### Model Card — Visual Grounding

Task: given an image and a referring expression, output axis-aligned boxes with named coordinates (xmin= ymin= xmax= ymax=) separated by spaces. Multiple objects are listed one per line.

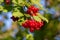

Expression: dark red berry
xmin=11 ymin=16 xmax=19 ymax=22
xmin=15 ymin=17 xmax=19 ymax=21
xmin=11 ymin=16 xmax=16 ymax=21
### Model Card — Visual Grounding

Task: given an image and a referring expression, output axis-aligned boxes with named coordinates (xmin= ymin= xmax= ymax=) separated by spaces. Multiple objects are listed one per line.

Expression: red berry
xmin=31 ymin=6 xmax=39 ymax=13
xmin=30 ymin=27 xmax=34 ymax=32
xmin=22 ymin=19 xmax=44 ymax=32
xmin=36 ymin=27 xmax=40 ymax=30
xmin=34 ymin=22 xmax=38 ymax=28
xmin=38 ymin=21 xmax=44 ymax=27
xmin=27 ymin=5 xmax=39 ymax=16
xmin=40 ymin=21 xmax=44 ymax=26
xmin=28 ymin=20 xmax=35 ymax=28
xmin=5 ymin=0 xmax=10 ymax=5
xmin=34 ymin=21 xmax=44 ymax=30
xmin=36 ymin=22 xmax=40 ymax=26
xmin=22 ymin=23 xmax=28 ymax=28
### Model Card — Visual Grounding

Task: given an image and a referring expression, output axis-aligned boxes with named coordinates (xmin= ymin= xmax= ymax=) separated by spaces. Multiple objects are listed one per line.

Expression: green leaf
xmin=0 ymin=6 xmax=3 ymax=11
xmin=24 ymin=14 xmax=30 ymax=17
xmin=18 ymin=18 xmax=25 ymax=25
xmin=26 ymin=34 xmax=34 ymax=40
xmin=33 ymin=16 xmax=41 ymax=22
xmin=16 ymin=0 xmax=24 ymax=4
xmin=0 ymin=0 xmax=3 ymax=2
xmin=37 ymin=13 xmax=48 ymax=23
xmin=12 ymin=0 xmax=26 ymax=5
xmin=12 ymin=11 xmax=24 ymax=17
xmin=12 ymin=0 xmax=17 ymax=4
xmin=3 ymin=9 xmax=8 ymax=13
xmin=0 ymin=0 xmax=4 ymax=4
xmin=30 ymin=0 xmax=43 ymax=10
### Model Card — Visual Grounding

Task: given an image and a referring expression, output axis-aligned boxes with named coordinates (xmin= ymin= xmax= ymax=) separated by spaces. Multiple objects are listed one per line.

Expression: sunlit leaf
xmin=12 ymin=11 xmax=24 ymax=17
xmin=12 ymin=0 xmax=17 ymax=4
xmin=0 ymin=0 xmax=4 ymax=4
xmin=0 ymin=6 xmax=3 ymax=11
xmin=3 ymin=9 xmax=8 ymax=13
xmin=37 ymin=13 xmax=48 ymax=23
xmin=33 ymin=16 xmax=41 ymax=22
xmin=26 ymin=34 xmax=34 ymax=40
xmin=24 ymin=14 xmax=30 ymax=17
xmin=30 ymin=0 xmax=43 ymax=10
xmin=18 ymin=18 xmax=25 ymax=25
xmin=0 ymin=0 xmax=3 ymax=2
xmin=12 ymin=0 xmax=26 ymax=5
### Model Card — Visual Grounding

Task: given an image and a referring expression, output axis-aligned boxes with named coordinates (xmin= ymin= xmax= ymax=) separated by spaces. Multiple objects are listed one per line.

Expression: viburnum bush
xmin=0 ymin=0 xmax=48 ymax=32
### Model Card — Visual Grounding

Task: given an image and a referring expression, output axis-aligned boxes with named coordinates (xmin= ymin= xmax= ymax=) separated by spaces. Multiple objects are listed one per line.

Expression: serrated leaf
xmin=37 ymin=13 xmax=48 ymax=23
xmin=12 ymin=11 xmax=24 ymax=17
xmin=33 ymin=16 xmax=41 ymax=22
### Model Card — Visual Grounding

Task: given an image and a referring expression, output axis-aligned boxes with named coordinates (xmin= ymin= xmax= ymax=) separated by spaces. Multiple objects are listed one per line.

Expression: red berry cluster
xmin=11 ymin=16 xmax=19 ymax=22
xmin=27 ymin=5 xmax=39 ymax=16
xmin=5 ymin=0 xmax=10 ymax=5
xmin=22 ymin=20 xmax=44 ymax=32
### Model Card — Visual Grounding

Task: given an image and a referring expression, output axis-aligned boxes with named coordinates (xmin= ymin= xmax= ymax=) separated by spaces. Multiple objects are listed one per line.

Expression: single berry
xmin=5 ymin=0 xmax=10 ymax=5
xmin=30 ymin=27 xmax=34 ymax=32
xmin=11 ymin=16 xmax=16 ymax=21
xmin=22 ymin=22 xmax=28 ymax=28
xmin=15 ymin=17 xmax=19 ymax=21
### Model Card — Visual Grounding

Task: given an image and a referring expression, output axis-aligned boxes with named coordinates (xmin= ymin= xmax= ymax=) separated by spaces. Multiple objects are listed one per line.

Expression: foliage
xmin=0 ymin=0 xmax=60 ymax=40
